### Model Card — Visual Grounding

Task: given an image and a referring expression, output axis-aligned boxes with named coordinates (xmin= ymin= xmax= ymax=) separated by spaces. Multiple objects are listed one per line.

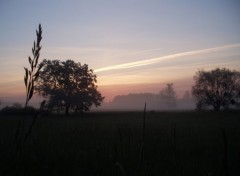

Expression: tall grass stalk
xmin=140 ymin=102 xmax=147 ymax=164
xmin=15 ymin=24 xmax=44 ymax=175
xmin=115 ymin=162 xmax=126 ymax=176
xmin=222 ymin=129 xmax=229 ymax=176
xmin=171 ymin=123 xmax=177 ymax=175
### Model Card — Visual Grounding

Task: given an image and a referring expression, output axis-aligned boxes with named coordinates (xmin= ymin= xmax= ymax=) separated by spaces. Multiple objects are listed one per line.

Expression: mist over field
xmin=0 ymin=89 xmax=195 ymax=112
xmin=0 ymin=78 xmax=195 ymax=111
xmin=99 ymin=93 xmax=194 ymax=111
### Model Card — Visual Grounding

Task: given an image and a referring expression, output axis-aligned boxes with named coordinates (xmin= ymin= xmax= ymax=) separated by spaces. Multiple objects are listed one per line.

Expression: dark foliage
xmin=35 ymin=59 xmax=104 ymax=115
xmin=192 ymin=68 xmax=240 ymax=111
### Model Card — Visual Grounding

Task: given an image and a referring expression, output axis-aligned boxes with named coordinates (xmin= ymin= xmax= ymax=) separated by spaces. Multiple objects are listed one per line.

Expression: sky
xmin=0 ymin=0 xmax=240 ymax=105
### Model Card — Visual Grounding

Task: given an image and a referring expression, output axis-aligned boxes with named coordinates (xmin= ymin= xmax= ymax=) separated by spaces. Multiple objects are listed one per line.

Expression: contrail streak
xmin=94 ymin=43 xmax=240 ymax=73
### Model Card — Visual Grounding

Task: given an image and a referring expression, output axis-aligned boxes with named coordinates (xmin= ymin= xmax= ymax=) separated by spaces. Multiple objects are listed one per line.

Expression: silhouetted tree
xmin=159 ymin=83 xmax=177 ymax=109
xmin=35 ymin=59 xmax=104 ymax=115
xmin=192 ymin=68 xmax=240 ymax=111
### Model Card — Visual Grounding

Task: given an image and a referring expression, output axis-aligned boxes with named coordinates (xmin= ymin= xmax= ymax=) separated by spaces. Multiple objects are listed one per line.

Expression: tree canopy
xmin=35 ymin=59 xmax=104 ymax=115
xmin=192 ymin=68 xmax=240 ymax=111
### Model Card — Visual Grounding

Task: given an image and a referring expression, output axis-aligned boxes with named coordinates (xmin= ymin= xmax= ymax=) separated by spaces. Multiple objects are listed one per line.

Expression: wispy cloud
xmin=95 ymin=43 xmax=240 ymax=73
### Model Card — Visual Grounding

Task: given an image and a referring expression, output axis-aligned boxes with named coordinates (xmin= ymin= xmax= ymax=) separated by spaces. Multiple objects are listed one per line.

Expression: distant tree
xmin=159 ymin=83 xmax=177 ymax=109
xmin=192 ymin=68 xmax=240 ymax=111
xmin=35 ymin=59 xmax=104 ymax=115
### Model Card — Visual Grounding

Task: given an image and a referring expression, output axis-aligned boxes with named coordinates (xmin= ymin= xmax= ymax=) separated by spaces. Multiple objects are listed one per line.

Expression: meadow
xmin=0 ymin=111 xmax=240 ymax=176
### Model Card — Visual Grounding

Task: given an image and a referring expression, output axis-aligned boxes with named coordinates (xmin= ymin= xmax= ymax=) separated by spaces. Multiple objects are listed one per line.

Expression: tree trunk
xmin=65 ymin=105 xmax=69 ymax=116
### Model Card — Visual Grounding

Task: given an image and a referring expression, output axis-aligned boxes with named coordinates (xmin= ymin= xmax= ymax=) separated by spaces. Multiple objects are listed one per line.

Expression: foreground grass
xmin=0 ymin=111 xmax=240 ymax=176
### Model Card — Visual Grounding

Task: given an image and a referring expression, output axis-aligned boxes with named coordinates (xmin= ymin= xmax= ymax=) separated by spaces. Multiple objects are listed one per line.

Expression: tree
xmin=192 ymin=68 xmax=240 ymax=111
xmin=159 ymin=83 xmax=177 ymax=109
xmin=35 ymin=59 xmax=104 ymax=115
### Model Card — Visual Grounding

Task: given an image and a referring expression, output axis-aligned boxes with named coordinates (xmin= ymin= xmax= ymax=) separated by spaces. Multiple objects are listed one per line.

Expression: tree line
xmin=33 ymin=61 xmax=239 ymax=113
xmin=103 ymin=83 xmax=194 ymax=111
xmin=1 ymin=67 xmax=239 ymax=113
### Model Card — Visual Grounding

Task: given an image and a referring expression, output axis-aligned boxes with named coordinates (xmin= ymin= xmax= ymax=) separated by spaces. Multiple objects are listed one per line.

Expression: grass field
xmin=0 ymin=111 xmax=240 ymax=176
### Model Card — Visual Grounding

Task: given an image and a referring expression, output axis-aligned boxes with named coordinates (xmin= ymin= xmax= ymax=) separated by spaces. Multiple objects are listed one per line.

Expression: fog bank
xmin=97 ymin=92 xmax=195 ymax=111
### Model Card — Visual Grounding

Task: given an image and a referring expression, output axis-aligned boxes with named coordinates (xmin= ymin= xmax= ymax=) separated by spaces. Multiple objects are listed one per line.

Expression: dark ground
xmin=0 ymin=111 xmax=240 ymax=176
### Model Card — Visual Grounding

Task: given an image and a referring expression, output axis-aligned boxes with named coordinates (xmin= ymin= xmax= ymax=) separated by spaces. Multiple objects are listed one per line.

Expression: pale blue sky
xmin=0 ymin=0 xmax=240 ymax=102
